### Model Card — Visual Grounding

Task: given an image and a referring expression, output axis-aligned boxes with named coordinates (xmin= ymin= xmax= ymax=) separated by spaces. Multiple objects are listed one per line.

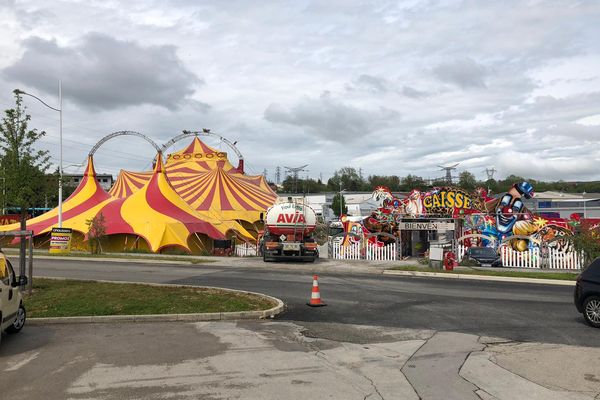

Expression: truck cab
xmin=0 ymin=251 xmax=27 ymax=344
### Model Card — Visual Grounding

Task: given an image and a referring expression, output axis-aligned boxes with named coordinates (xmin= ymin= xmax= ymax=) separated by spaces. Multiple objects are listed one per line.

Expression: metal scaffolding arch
xmin=88 ymin=131 xmax=162 ymax=157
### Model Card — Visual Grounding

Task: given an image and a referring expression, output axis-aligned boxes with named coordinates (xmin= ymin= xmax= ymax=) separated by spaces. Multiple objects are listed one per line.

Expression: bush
xmin=86 ymin=213 xmax=107 ymax=254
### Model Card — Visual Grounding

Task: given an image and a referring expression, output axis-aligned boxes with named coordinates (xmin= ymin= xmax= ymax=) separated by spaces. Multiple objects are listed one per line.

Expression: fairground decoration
xmin=346 ymin=181 xmax=576 ymax=254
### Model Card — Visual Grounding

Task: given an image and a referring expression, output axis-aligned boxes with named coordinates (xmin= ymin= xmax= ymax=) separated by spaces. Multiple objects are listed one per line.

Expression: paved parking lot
xmin=1 ymin=321 xmax=599 ymax=400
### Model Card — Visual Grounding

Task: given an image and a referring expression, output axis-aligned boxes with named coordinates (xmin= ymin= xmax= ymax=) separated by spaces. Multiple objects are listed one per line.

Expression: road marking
xmin=4 ymin=351 xmax=40 ymax=372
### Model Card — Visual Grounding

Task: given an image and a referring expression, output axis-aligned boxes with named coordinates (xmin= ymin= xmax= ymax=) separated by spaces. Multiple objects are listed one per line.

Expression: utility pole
xmin=275 ymin=166 xmax=281 ymax=185
xmin=438 ymin=163 xmax=459 ymax=184
xmin=484 ymin=167 xmax=497 ymax=180
xmin=284 ymin=165 xmax=309 ymax=193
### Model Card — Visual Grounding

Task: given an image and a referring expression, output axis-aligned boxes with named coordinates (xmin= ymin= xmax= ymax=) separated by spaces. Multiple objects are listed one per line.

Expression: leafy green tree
xmin=0 ymin=90 xmax=50 ymax=275
xmin=367 ymin=175 xmax=401 ymax=191
xmin=331 ymin=193 xmax=347 ymax=218
xmin=400 ymin=174 xmax=427 ymax=191
xmin=458 ymin=171 xmax=477 ymax=191
xmin=484 ymin=178 xmax=499 ymax=195
xmin=572 ymin=222 xmax=600 ymax=266
xmin=280 ymin=176 xmax=327 ymax=193
xmin=327 ymin=167 xmax=364 ymax=191
xmin=0 ymin=90 xmax=50 ymax=219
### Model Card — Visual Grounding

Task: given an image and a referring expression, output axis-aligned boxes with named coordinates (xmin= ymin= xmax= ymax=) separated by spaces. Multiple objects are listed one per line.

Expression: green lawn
xmin=24 ymin=278 xmax=276 ymax=318
xmin=389 ymin=266 xmax=579 ymax=281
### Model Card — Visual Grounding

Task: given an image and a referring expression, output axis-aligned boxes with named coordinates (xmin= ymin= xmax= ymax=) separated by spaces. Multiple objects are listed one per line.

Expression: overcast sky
xmin=1 ymin=0 xmax=599 ymax=183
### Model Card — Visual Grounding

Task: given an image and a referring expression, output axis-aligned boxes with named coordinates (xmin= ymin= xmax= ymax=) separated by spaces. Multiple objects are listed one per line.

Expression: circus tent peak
xmin=108 ymin=137 xmax=277 ymax=224
xmin=165 ymin=137 xmax=239 ymax=173
xmin=0 ymin=155 xmax=113 ymax=235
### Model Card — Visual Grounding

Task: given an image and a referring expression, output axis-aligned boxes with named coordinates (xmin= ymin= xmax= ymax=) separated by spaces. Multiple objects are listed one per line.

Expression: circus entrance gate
xmin=398 ymin=219 xmax=457 ymax=258
xmin=329 ymin=232 xmax=400 ymax=261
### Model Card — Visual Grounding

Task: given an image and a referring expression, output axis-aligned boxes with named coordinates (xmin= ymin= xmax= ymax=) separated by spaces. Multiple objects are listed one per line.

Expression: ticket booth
xmin=398 ymin=219 xmax=456 ymax=257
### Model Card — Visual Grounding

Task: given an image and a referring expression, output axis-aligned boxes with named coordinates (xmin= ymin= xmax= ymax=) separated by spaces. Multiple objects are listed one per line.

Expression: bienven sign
xmin=398 ymin=221 xmax=455 ymax=231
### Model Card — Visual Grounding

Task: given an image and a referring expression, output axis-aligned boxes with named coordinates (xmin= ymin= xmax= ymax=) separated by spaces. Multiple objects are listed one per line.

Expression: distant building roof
xmin=533 ymin=191 xmax=582 ymax=200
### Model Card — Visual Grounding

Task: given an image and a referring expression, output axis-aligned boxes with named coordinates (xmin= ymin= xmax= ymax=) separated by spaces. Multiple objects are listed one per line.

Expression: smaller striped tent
xmin=0 ymin=156 xmax=113 ymax=238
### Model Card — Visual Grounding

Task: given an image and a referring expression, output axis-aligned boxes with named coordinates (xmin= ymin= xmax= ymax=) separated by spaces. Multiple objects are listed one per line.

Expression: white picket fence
xmin=235 ymin=243 xmax=258 ymax=257
xmin=545 ymin=247 xmax=584 ymax=270
xmin=330 ymin=241 xmax=398 ymax=261
xmin=500 ymin=246 xmax=540 ymax=269
xmin=456 ymin=243 xmax=584 ymax=270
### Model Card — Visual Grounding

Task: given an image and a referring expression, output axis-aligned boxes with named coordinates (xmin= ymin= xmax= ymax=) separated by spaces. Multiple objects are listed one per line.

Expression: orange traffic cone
xmin=307 ymin=274 xmax=326 ymax=307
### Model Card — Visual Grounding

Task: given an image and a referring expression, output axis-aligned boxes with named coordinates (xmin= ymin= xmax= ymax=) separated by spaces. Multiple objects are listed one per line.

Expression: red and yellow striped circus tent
xmin=0 ymin=156 xmax=113 ymax=239
xmin=0 ymin=151 xmax=256 ymax=253
xmin=96 ymin=153 xmax=254 ymax=252
xmin=110 ymin=137 xmax=278 ymax=225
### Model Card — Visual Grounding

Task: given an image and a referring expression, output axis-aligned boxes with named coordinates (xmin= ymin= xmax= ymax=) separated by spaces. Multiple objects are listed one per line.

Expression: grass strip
xmin=24 ymin=278 xmax=276 ymax=318
xmin=389 ymin=266 xmax=579 ymax=281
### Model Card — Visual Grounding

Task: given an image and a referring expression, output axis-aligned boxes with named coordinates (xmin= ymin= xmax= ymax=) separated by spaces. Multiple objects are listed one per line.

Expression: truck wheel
xmin=7 ymin=304 xmax=26 ymax=333
xmin=263 ymin=253 xmax=271 ymax=262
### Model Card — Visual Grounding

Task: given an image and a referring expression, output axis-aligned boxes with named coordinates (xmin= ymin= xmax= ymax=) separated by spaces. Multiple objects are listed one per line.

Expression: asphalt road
xmin=27 ymin=257 xmax=600 ymax=347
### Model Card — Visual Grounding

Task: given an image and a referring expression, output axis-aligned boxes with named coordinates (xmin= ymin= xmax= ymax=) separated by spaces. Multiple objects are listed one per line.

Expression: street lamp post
xmin=16 ymin=81 xmax=63 ymax=227
xmin=338 ymin=182 xmax=346 ymax=218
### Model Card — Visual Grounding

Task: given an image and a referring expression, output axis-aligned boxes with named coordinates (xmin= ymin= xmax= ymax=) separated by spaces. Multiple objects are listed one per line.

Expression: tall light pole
xmin=16 ymin=81 xmax=63 ymax=227
xmin=338 ymin=181 xmax=346 ymax=218
xmin=583 ymin=191 xmax=587 ymax=219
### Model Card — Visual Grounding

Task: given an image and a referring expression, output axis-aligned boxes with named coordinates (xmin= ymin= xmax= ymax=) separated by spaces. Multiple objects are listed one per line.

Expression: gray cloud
xmin=3 ymin=33 xmax=202 ymax=111
xmin=401 ymin=85 xmax=429 ymax=99
xmin=1 ymin=1 xmax=599 ymax=182
xmin=433 ymin=58 xmax=489 ymax=89
xmin=264 ymin=91 xmax=400 ymax=142
xmin=353 ymin=74 xmax=389 ymax=93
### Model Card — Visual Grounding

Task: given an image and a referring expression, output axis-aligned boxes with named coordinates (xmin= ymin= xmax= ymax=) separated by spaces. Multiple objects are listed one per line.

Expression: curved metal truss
xmin=161 ymin=129 xmax=244 ymax=161
xmin=89 ymin=131 xmax=161 ymax=157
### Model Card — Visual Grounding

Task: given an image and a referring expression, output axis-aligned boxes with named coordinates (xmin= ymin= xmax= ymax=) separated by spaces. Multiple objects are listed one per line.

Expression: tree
xmin=0 ymin=90 xmax=50 ymax=275
xmin=331 ymin=193 xmax=347 ymax=218
xmin=572 ymin=221 xmax=600 ymax=266
xmin=400 ymin=174 xmax=427 ymax=191
xmin=86 ymin=212 xmax=107 ymax=254
xmin=280 ymin=176 xmax=327 ymax=193
xmin=327 ymin=167 xmax=364 ymax=191
xmin=0 ymin=91 xmax=51 ymax=215
xmin=367 ymin=175 xmax=401 ymax=191
xmin=458 ymin=171 xmax=477 ymax=191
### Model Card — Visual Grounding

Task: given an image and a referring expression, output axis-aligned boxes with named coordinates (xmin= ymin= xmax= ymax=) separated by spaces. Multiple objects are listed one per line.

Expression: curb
xmin=27 ymin=277 xmax=285 ymax=325
xmin=383 ymin=270 xmax=576 ymax=286
xmin=12 ymin=255 xmax=202 ymax=266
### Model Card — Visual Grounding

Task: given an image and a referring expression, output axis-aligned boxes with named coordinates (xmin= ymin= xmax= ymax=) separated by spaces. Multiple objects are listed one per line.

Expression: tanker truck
xmin=260 ymin=198 xmax=319 ymax=262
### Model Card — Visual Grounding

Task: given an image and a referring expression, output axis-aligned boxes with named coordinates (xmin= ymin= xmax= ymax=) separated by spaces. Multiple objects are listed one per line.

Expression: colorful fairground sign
xmin=340 ymin=181 xmax=580 ymax=255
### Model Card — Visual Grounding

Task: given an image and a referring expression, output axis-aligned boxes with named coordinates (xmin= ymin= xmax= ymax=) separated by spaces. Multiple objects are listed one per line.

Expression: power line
xmin=438 ymin=163 xmax=459 ymax=184
xmin=284 ymin=165 xmax=309 ymax=193
xmin=484 ymin=167 xmax=497 ymax=180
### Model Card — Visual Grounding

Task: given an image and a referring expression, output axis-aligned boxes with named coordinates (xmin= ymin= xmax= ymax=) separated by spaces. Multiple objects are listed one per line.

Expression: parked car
xmin=0 ymin=251 xmax=27 ymax=345
xmin=464 ymin=247 xmax=502 ymax=267
xmin=574 ymin=257 xmax=600 ymax=328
